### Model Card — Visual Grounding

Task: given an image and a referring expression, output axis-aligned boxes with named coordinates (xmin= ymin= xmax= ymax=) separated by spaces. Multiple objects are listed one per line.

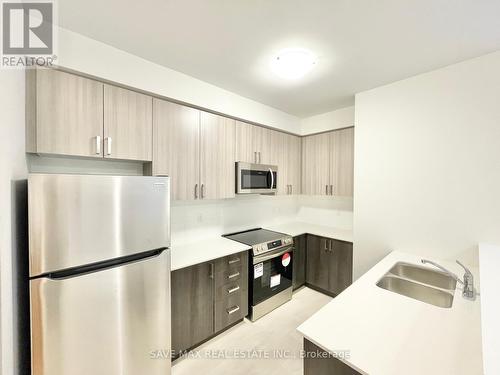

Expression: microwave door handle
xmin=269 ymin=168 xmax=274 ymax=189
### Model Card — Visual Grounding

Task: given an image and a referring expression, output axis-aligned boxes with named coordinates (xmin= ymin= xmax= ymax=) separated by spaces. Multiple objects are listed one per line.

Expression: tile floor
xmin=172 ymin=287 xmax=332 ymax=375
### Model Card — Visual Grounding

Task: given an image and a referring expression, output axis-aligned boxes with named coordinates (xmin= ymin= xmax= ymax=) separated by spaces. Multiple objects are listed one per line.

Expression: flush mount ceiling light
xmin=270 ymin=48 xmax=316 ymax=80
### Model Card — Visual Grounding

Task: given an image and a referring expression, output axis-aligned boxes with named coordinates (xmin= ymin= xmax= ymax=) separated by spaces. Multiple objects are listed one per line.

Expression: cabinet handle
xmin=228 ymin=258 xmax=240 ymax=265
xmin=330 ymin=240 xmax=334 ymax=253
xmin=227 ymin=306 xmax=240 ymax=315
xmin=290 ymin=185 xmax=293 ymax=195
xmin=254 ymin=152 xmax=257 ymax=164
xmin=95 ymin=135 xmax=101 ymax=155
xmin=323 ymin=239 xmax=328 ymax=252
xmin=209 ymin=263 xmax=214 ymax=279
xmin=201 ymin=184 xmax=205 ymax=199
xmin=194 ymin=184 xmax=199 ymax=199
xmin=330 ymin=185 xmax=334 ymax=196
xmin=228 ymin=272 xmax=240 ymax=280
xmin=325 ymin=185 xmax=329 ymax=195
xmin=105 ymin=137 xmax=112 ymax=155
xmin=227 ymin=286 xmax=240 ymax=294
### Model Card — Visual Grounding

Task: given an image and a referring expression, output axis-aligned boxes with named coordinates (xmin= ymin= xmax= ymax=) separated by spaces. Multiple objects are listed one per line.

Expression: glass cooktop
xmin=223 ymin=228 xmax=289 ymax=246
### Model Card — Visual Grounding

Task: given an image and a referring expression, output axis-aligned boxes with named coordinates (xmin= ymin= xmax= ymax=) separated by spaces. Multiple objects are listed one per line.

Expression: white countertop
xmin=479 ymin=243 xmax=500 ymax=375
xmin=266 ymin=221 xmax=353 ymax=243
xmin=297 ymin=251 xmax=483 ymax=375
xmin=170 ymin=237 xmax=251 ymax=271
xmin=171 ymin=221 xmax=353 ymax=270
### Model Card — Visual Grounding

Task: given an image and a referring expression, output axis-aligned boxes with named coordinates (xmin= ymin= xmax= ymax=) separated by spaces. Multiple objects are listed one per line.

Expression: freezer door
xmin=28 ymin=174 xmax=170 ymax=276
xmin=30 ymin=249 xmax=171 ymax=375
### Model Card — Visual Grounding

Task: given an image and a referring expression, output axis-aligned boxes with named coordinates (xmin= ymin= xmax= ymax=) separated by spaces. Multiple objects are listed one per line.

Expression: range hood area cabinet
xmin=151 ymin=99 xmax=236 ymax=201
xmin=26 ymin=68 xmax=153 ymax=161
xmin=301 ymin=127 xmax=354 ymax=197
xmin=235 ymin=121 xmax=302 ymax=195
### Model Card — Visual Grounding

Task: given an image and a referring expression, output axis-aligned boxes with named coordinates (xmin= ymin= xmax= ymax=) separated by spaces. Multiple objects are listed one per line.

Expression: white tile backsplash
xmin=171 ymin=195 xmax=354 ymax=245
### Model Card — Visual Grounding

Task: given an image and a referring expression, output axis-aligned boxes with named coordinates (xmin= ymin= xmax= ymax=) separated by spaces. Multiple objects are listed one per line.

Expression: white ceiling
xmin=58 ymin=0 xmax=500 ymax=117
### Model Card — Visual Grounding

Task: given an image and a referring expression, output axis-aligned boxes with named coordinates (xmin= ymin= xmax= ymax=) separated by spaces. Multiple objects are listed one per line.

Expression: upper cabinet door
xmin=153 ymin=99 xmax=200 ymax=201
xmin=330 ymin=127 xmax=354 ymax=197
xmin=200 ymin=112 xmax=236 ymax=200
xmin=258 ymin=127 xmax=274 ymax=165
xmin=235 ymin=121 xmax=261 ymax=163
xmin=268 ymin=130 xmax=287 ymax=194
xmin=28 ymin=69 xmax=104 ymax=157
xmin=286 ymin=134 xmax=302 ymax=195
xmin=302 ymin=133 xmax=330 ymax=195
xmin=103 ymin=85 xmax=153 ymax=161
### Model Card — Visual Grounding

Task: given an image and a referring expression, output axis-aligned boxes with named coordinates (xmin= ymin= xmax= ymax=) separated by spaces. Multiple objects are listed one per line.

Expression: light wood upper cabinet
xmin=285 ymin=134 xmax=302 ymax=195
xmin=235 ymin=121 xmax=261 ymax=163
xmin=26 ymin=69 xmax=351 ymax=200
xmin=26 ymin=69 xmax=104 ymax=157
xmin=258 ymin=127 xmax=274 ymax=165
xmin=302 ymin=133 xmax=331 ymax=195
xmin=153 ymin=101 xmax=236 ymax=201
xmin=200 ymin=112 xmax=236 ymax=200
xmin=330 ymin=127 xmax=354 ymax=197
xmin=103 ymin=85 xmax=153 ymax=161
xmin=268 ymin=131 xmax=301 ymax=195
xmin=302 ymin=128 xmax=354 ymax=197
xmin=269 ymin=130 xmax=286 ymax=194
xmin=235 ymin=121 xmax=275 ymax=165
xmin=153 ymin=99 xmax=200 ymax=201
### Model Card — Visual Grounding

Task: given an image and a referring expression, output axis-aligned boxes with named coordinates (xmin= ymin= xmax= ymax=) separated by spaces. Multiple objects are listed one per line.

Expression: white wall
xmin=0 ymin=70 xmax=29 ymax=375
xmin=300 ymin=106 xmax=355 ymax=135
xmin=353 ymin=51 xmax=500 ymax=279
xmin=56 ymin=27 xmax=301 ymax=134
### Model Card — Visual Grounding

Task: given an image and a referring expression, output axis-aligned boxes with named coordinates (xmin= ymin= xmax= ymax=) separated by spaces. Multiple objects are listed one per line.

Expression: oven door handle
xmin=253 ymin=246 xmax=293 ymax=264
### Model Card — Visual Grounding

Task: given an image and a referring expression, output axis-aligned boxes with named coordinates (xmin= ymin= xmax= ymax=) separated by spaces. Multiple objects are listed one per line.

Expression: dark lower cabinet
xmin=304 ymin=339 xmax=361 ymax=375
xmin=292 ymin=235 xmax=307 ymax=290
xmin=306 ymin=235 xmax=353 ymax=296
xmin=328 ymin=239 xmax=353 ymax=295
xmin=306 ymin=235 xmax=330 ymax=292
xmin=171 ymin=261 xmax=215 ymax=356
xmin=171 ymin=251 xmax=248 ymax=358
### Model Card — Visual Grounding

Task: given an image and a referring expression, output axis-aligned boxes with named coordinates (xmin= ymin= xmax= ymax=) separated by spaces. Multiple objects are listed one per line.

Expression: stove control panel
xmin=267 ymin=239 xmax=282 ymax=250
xmin=252 ymin=237 xmax=293 ymax=256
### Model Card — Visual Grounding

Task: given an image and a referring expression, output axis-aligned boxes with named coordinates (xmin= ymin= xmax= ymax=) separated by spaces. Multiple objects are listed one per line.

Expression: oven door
xmin=236 ymin=162 xmax=277 ymax=194
xmin=250 ymin=246 xmax=293 ymax=306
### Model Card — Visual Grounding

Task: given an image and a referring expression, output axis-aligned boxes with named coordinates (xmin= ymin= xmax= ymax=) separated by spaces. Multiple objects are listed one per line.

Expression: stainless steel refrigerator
xmin=28 ymin=174 xmax=171 ymax=375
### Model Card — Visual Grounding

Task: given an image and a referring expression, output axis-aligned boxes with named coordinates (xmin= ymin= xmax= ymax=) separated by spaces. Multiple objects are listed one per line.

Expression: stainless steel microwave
xmin=236 ymin=162 xmax=278 ymax=194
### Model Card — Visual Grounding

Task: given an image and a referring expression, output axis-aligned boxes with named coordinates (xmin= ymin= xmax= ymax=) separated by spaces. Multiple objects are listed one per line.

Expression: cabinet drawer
xmin=215 ymin=288 xmax=248 ymax=331
xmin=215 ymin=279 xmax=248 ymax=301
xmin=215 ymin=251 xmax=247 ymax=273
xmin=215 ymin=251 xmax=248 ymax=287
xmin=215 ymin=266 xmax=246 ymax=287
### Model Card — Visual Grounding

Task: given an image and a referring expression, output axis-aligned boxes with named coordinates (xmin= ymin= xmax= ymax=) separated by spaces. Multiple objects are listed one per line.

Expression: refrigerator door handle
xmin=40 ymin=248 xmax=165 ymax=280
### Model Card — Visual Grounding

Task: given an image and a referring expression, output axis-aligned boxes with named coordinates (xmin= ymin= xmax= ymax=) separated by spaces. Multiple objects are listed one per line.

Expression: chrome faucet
xmin=421 ymin=259 xmax=475 ymax=300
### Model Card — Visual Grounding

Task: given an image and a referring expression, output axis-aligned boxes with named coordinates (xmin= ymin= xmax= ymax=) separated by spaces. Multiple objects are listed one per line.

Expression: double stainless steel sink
xmin=376 ymin=262 xmax=457 ymax=308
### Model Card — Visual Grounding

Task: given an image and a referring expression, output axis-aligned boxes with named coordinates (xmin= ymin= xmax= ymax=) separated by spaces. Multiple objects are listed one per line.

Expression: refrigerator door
xmin=30 ymin=249 xmax=171 ymax=375
xmin=28 ymin=174 xmax=170 ymax=277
